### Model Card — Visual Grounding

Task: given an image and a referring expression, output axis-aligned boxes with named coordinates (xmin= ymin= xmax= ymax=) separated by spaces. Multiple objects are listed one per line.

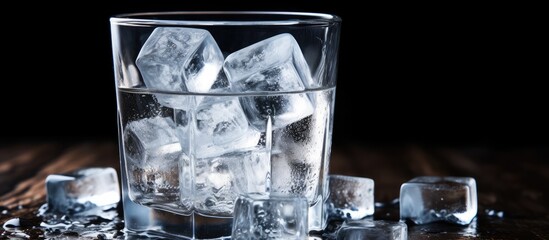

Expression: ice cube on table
xmin=123 ymin=117 xmax=187 ymax=213
xmin=232 ymin=193 xmax=308 ymax=240
xmin=327 ymin=175 xmax=374 ymax=220
xmin=224 ymin=33 xmax=314 ymax=130
xmin=400 ymin=176 xmax=478 ymax=225
xmin=136 ymin=27 xmax=224 ymax=109
xmin=45 ymin=168 xmax=120 ymax=214
xmin=174 ymin=96 xmax=261 ymax=159
xmin=337 ymin=219 xmax=407 ymax=240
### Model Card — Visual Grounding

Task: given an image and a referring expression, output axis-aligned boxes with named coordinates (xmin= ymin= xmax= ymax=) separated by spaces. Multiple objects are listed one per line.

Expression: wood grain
xmin=0 ymin=142 xmax=119 ymax=210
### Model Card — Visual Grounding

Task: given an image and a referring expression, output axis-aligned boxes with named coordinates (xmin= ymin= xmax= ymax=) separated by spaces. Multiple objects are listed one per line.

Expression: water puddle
xmin=1 ymin=203 xmax=124 ymax=239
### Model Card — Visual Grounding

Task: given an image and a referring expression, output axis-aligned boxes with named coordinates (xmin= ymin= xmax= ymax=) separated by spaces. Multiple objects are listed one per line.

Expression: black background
xmin=1 ymin=1 xmax=546 ymax=147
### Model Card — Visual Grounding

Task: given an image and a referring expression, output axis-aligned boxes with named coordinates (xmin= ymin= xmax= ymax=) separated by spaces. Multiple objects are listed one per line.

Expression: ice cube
xmin=194 ymin=149 xmax=270 ymax=216
xmin=45 ymin=168 xmax=120 ymax=214
xmin=123 ymin=117 xmax=187 ymax=213
xmin=337 ymin=220 xmax=407 ymax=240
xmin=174 ymin=96 xmax=261 ymax=159
xmin=400 ymin=176 xmax=478 ymax=225
xmin=327 ymin=175 xmax=374 ymax=220
xmin=136 ymin=27 xmax=224 ymax=109
xmin=124 ymin=116 xmax=180 ymax=164
xmin=196 ymin=97 xmax=251 ymax=146
xmin=210 ymin=68 xmax=231 ymax=91
xmin=224 ymin=33 xmax=314 ymax=130
xmin=232 ymin=193 xmax=308 ymax=240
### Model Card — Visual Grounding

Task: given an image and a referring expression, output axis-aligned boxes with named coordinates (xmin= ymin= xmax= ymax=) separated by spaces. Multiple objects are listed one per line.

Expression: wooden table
xmin=1 ymin=142 xmax=548 ymax=239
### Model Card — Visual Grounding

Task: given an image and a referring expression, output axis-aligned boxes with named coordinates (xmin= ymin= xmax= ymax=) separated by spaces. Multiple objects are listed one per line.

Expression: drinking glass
xmin=110 ymin=11 xmax=341 ymax=239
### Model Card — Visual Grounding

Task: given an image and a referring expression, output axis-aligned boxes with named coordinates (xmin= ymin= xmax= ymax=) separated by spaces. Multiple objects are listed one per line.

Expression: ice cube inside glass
xmin=123 ymin=116 xmax=187 ymax=214
xmin=400 ymin=176 xmax=478 ymax=225
xmin=136 ymin=27 xmax=224 ymax=109
xmin=224 ymin=33 xmax=315 ymax=131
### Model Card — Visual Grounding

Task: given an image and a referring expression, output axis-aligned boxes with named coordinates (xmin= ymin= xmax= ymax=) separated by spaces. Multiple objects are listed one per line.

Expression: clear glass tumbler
xmin=110 ymin=11 xmax=341 ymax=239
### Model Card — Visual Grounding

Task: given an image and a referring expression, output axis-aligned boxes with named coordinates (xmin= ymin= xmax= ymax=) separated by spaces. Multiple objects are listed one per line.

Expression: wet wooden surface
xmin=1 ymin=142 xmax=548 ymax=239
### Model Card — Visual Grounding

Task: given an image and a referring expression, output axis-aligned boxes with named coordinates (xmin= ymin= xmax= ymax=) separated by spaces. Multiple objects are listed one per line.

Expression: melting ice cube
xmin=337 ymin=219 xmax=407 ymax=240
xmin=400 ymin=176 xmax=478 ymax=225
xmin=327 ymin=175 xmax=374 ymax=220
xmin=45 ymin=168 xmax=120 ymax=214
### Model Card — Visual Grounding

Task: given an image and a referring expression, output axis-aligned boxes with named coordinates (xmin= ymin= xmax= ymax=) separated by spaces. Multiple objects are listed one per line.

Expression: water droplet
xmin=0 ymin=206 xmax=8 ymax=212
xmin=37 ymin=203 xmax=124 ymax=239
xmin=10 ymin=232 xmax=30 ymax=238
xmin=485 ymin=209 xmax=505 ymax=218
xmin=3 ymin=218 xmax=20 ymax=230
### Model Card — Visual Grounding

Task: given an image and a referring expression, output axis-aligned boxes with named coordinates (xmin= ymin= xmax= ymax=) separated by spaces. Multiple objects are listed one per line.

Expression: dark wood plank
xmin=0 ymin=142 xmax=118 ymax=210
xmin=0 ymin=144 xmax=65 ymax=196
xmin=1 ymin=143 xmax=548 ymax=239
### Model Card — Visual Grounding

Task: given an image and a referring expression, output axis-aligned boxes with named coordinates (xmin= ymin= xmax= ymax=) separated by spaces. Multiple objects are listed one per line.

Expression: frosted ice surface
xmin=224 ymin=34 xmax=314 ymax=130
xmin=136 ymin=27 xmax=223 ymax=109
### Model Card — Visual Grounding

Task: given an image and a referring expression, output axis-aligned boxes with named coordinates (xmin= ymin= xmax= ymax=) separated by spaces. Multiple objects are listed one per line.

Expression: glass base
xmin=123 ymin=194 xmax=328 ymax=239
xmin=123 ymin=195 xmax=232 ymax=239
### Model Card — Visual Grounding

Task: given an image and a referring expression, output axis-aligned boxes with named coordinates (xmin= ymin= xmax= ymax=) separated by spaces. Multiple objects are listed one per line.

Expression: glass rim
xmin=110 ymin=11 xmax=341 ymax=26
